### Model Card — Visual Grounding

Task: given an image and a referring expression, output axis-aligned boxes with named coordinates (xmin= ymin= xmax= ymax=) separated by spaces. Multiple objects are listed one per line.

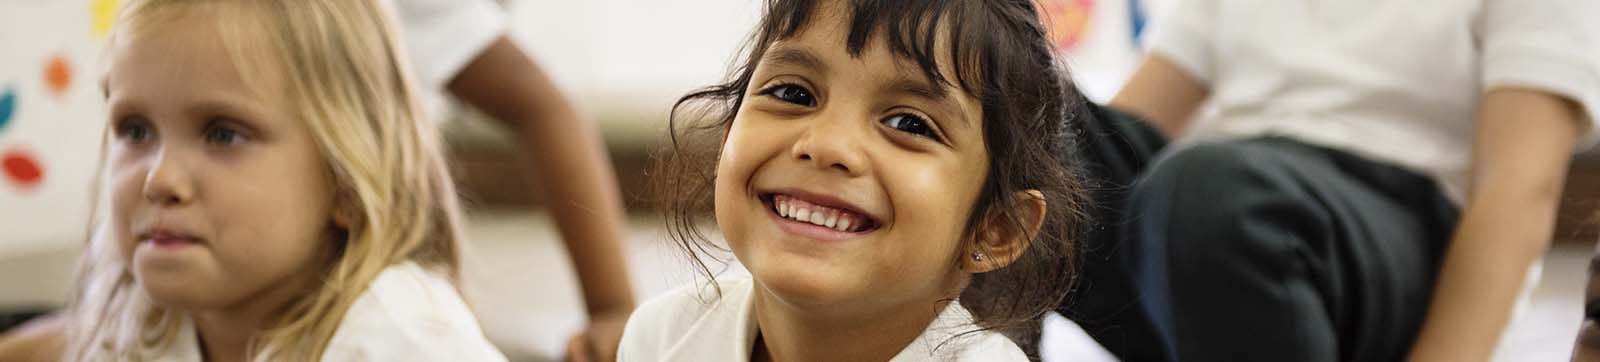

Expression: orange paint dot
xmin=45 ymin=55 xmax=73 ymax=97
xmin=1038 ymin=0 xmax=1095 ymax=52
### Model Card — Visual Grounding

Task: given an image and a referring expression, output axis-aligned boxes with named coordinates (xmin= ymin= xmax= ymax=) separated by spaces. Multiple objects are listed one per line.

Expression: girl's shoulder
xmin=618 ymin=277 xmax=758 ymax=361
xmin=322 ymin=261 xmax=506 ymax=362
xmin=891 ymin=301 xmax=1029 ymax=362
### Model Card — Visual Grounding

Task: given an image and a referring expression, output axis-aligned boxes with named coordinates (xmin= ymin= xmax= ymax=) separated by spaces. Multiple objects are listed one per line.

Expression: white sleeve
xmin=1480 ymin=0 xmax=1600 ymax=148
xmin=388 ymin=0 xmax=508 ymax=91
xmin=1142 ymin=0 xmax=1217 ymax=85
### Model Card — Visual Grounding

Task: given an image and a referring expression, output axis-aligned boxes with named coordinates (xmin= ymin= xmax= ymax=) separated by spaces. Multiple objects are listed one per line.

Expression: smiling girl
xmin=619 ymin=0 xmax=1094 ymax=360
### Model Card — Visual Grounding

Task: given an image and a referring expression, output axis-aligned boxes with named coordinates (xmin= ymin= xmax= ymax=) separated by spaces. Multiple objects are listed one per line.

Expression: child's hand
xmin=0 ymin=312 xmax=63 ymax=362
xmin=564 ymin=310 xmax=630 ymax=362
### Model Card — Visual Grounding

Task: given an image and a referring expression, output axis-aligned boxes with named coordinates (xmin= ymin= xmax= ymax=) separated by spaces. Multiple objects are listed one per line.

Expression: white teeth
xmin=772 ymin=194 xmax=869 ymax=232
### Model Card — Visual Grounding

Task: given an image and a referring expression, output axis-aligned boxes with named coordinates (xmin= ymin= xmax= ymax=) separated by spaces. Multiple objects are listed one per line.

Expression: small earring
xmin=972 ymin=251 xmax=985 ymax=262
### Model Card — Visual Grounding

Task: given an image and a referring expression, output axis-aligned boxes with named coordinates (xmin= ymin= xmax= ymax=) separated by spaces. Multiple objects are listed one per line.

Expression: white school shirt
xmin=139 ymin=262 xmax=507 ymax=362
xmin=386 ymin=0 xmax=508 ymax=123
xmin=1145 ymin=0 xmax=1600 ymax=203
xmin=617 ymin=277 xmax=1028 ymax=362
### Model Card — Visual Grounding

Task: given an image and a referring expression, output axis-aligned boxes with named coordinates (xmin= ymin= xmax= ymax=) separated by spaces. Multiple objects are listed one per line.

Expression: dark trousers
xmin=1051 ymin=103 xmax=1173 ymax=362
xmin=1124 ymin=137 xmax=1459 ymax=361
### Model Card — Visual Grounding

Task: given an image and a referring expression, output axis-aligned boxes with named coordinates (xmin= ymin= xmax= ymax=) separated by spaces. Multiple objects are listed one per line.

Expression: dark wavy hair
xmin=650 ymin=0 xmax=1095 ymax=342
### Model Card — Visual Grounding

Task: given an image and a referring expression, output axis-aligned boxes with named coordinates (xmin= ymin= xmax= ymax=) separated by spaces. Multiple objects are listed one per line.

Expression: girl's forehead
xmin=103 ymin=13 xmax=298 ymax=133
xmin=112 ymin=9 xmax=289 ymax=97
xmin=766 ymin=1 xmax=980 ymax=99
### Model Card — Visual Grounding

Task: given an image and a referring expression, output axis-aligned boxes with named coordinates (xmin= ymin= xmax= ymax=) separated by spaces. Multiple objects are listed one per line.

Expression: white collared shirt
xmin=618 ymin=277 xmax=1028 ymax=361
xmin=139 ymin=261 xmax=507 ymax=362
xmin=1146 ymin=0 xmax=1600 ymax=203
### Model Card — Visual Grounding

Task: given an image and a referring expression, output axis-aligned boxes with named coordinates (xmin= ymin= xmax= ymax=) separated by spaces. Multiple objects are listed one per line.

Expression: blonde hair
xmin=65 ymin=0 xmax=469 ymax=360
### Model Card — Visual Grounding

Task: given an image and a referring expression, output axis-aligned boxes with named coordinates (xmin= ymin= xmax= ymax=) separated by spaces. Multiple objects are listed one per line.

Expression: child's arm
xmin=1108 ymin=54 xmax=1210 ymax=138
xmin=0 ymin=313 xmax=63 ymax=362
xmin=1408 ymin=88 xmax=1587 ymax=361
xmin=444 ymin=36 xmax=636 ymax=361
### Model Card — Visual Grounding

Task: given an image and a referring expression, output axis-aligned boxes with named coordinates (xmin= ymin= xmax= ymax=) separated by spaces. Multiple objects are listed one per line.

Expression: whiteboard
xmin=0 ymin=0 xmax=114 ymax=257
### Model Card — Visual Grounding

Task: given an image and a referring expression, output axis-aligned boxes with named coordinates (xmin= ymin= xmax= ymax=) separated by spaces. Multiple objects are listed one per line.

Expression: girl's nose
xmin=142 ymin=148 xmax=196 ymax=206
xmin=790 ymin=114 xmax=869 ymax=176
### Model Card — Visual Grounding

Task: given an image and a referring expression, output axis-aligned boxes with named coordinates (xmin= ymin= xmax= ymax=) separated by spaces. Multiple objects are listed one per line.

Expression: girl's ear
xmin=964 ymin=190 xmax=1046 ymax=273
xmin=331 ymin=189 xmax=357 ymax=230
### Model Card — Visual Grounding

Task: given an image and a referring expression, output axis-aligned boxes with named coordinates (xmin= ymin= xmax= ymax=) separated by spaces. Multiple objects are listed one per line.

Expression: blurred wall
xmin=0 ymin=0 xmax=116 ymax=257
xmin=0 ymin=0 xmax=1168 ymax=255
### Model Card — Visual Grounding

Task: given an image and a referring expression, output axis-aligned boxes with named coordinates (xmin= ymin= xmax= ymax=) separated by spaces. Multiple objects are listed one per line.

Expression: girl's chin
xmin=751 ymin=268 xmax=866 ymax=309
xmin=133 ymin=267 xmax=225 ymax=310
xmin=138 ymin=282 xmax=218 ymax=310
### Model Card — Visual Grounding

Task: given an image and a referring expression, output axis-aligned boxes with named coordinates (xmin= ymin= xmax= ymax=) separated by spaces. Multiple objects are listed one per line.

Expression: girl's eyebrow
xmin=761 ymin=47 xmax=829 ymax=73
xmin=185 ymin=95 xmax=263 ymax=122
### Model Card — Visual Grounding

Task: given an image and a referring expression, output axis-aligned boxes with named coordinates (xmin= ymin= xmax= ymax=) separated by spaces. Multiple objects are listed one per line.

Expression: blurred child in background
xmin=384 ymin=1 xmax=636 ymax=360
xmin=1109 ymin=0 xmax=1599 ymax=360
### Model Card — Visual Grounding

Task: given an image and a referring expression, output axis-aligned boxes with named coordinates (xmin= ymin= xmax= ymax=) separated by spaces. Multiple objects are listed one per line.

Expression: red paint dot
xmin=2 ymin=150 xmax=45 ymax=189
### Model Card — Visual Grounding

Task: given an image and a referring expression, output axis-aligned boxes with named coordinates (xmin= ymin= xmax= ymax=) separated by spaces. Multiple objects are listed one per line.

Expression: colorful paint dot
xmin=2 ymin=149 xmax=45 ymax=190
xmin=0 ymin=88 xmax=14 ymax=133
xmin=1038 ymin=0 xmax=1094 ymax=52
xmin=45 ymin=55 xmax=73 ymax=98
xmin=92 ymin=0 xmax=120 ymax=39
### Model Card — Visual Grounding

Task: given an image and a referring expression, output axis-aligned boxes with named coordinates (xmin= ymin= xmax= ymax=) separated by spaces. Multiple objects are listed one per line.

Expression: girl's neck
xmin=192 ymin=311 xmax=257 ymax=362
xmin=191 ymin=268 xmax=323 ymax=362
xmin=750 ymin=291 xmax=949 ymax=362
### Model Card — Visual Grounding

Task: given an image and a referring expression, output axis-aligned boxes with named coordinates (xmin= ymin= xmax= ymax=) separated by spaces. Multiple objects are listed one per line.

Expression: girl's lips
xmin=757 ymin=189 xmax=881 ymax=225
xmin=145 ymin=235 xmax=196 ymax=248
xmin=139 ymin=229 xmax=201 ymax=249
xmin=768 ymin=205 xmax=872 ymax=242
xmin=762 ymin=193 xmax=879 ymax=242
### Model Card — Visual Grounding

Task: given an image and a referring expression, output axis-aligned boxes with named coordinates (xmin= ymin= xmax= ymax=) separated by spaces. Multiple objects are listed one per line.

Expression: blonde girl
xmin=54 ymin=0 xmax=502 ymax=360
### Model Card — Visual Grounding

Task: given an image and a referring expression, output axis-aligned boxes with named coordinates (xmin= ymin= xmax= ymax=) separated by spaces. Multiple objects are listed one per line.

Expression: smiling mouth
xmin=761 ymin=193 xmax=879 ymax=233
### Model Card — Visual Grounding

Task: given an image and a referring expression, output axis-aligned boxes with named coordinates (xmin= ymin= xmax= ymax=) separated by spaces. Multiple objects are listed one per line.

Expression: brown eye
xmin=763 ymin=84 xmax=816 ymax=107
xmin=882 ymin=113 xmax=936 ymax=139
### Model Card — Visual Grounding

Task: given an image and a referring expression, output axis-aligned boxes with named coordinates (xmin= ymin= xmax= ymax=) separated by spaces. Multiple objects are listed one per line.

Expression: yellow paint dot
xmin=92 ymin=0 xmax=119 ymax=39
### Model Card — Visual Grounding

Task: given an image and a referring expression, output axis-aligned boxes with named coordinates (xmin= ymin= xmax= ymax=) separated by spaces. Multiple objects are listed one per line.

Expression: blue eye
xmin=205 ymin=124 xmax=246 ymax=145
xmin=116 ymin=120 xmax=152 ymax=144
xmin=882 ymin=113 xmax=937 ymax=138
xmin=764 ymin=84 xmax=816 ymax=106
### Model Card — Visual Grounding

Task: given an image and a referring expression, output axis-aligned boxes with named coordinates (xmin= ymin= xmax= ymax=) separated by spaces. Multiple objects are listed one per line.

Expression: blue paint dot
xmin=0 ymin=88 xmax=15 ymax=133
